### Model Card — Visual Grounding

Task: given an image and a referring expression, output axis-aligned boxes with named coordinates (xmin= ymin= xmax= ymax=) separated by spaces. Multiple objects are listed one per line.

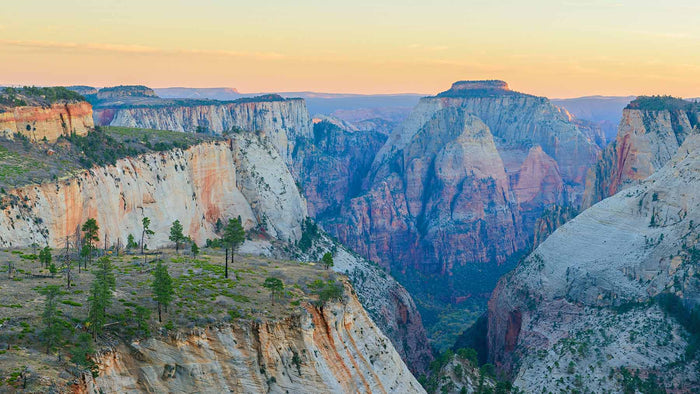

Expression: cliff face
xmin=487 ymin=135 xmax=700 ymax=391
xmin=294 ymin=118 xmax=387 ymax=218
xmin=582 ymin=105 xmax=699 ymax=207
xmin=79 ymin=287 xmax=424 ymax=394
xmin=330 ymin=82 xmax=599 ymax=279
xmin=94 ymin=98 xmax=313 ymax=165
xmin=0 ymin=101 xmax=93 ymax=141
xmin=0 ymin=135 xmax=307 ymax=248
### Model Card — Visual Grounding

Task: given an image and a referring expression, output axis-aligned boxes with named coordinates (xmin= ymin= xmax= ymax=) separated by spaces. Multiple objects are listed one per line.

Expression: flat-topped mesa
xmin=0 ymin=86 xmax=93 ymax=141
xmin=96 ymin=85 xmax=158 ymax=100
xmin=436 ymin=80 xmax=520 ymax=98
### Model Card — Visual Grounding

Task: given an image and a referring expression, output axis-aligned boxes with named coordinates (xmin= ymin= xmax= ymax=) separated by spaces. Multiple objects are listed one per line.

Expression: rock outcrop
xmin=79 ymin=285 xmax=425 ymax=394
xmin=487 ymin=135 xmax=700 ymax=391
xmin=0 ymin=101 xmax=93 ymax=141
xmin=582 ymin=97 xmax=699 ymax=207
xmin=294 ymin=118 xmax=387 ymax=218
xmin=324 ymin=82 xmax=600 ymax=315
xmin=93 ymin=94 xmax=313 ymax=166
xmin=0 ymin=134 xmax=307 ymax=248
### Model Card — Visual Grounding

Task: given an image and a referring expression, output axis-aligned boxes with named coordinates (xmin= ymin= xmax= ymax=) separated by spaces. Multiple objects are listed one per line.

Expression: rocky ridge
xmin=487 ymin=134 xmax=700 ymax=391
xmin=77 ymin=284 xmax=424 ymax=394
xmin=582 ymin=96 xmax=699 ymax=207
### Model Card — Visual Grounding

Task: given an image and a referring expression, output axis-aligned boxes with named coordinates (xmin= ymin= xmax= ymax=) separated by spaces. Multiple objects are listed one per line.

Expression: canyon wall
xmin=94 ymin=97 xmax=313 ymax=165
xmin=0 ymin=101 xmax=93 ymax=141
xmin=582 ymin=101 xmax=698 ymax=207
xmin=79 ymin=285 xmax=425 ymax=393
xmin=329 ymin=81 xmax=600 ymax=279
xmin=0 ymin=135 xmax=306 ymax=248
xmin=487 ymin=135 xmax=700 ymax=391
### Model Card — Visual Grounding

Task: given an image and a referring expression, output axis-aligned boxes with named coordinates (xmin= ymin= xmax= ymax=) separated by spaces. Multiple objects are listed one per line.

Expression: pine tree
xmin=263 ymin=277 xmax=284 ymax=305
xmin=191 ymin=242 xmax=200 ymax=258
xmin=222 ymin=217 xmax=245 ymax=278
xmin=39 ymin=285 xmax=63 ymax=353
xmin=87 ymin=256 xmax=115 ymax=338
xmin=126 ymin=234 xmax=138 ymax=250
xmin=321 ymin=252 xmax=334 ymax=270
xmin=141 ymin=217 xmax=154 ymax=255
xmin=152 ymin=261 xmax=174 ymax=323
xmin=81 ymin=218 xmax=99 ymax=267
xmin=39 ymin=246 xmax=52 ymax=269
xmin=169 ymin=220 xmax=185 ymax=254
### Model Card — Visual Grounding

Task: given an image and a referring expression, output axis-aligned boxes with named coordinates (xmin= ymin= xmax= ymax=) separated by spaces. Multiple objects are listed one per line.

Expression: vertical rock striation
xmin=0 ymin=101 xmax=93 ymax=141
xmin=79 ymin=285 xmax=425 ymax=394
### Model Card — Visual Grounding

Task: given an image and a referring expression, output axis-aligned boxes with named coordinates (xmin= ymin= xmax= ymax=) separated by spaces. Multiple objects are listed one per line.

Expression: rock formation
xmin=0 ymin=88 xmax=93 ymax=141
xmin=582 ymin=96 xmax=699 ymax=207
xmin=79 ymin=284 xmax=425 ymax=393
xmin=320 ymin=82 xmax=600 ymax=335
xmin=293 ymin=117 xmax=387 ymax=218
xmin=487 ymin=135 xmax=700 ymax=391
xmin=0 ymin=135 xmax=306 ymax=248
xmin=92 ymin=92 xmax=313 ymax=166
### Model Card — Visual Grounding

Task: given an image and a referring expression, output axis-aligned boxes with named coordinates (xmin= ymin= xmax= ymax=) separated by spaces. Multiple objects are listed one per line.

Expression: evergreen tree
xmin=81 ymin=218 xmax=99 ymax=267
xmin=141 ymin=217 xmax=154 ymax=255
xmin=191 ymin=242 xmax=200 ymax=258
xmin=321 ymin=252 xmax=334 ymax=270
xmin=87 ymin=256 xmax=115 ymax=338
xmin=152 ymin=261 xmax=174 ymax=323
xmin=168 ymin=220 xmax=185 ymax=254
xmin=126 ymin=234 xmax=138 ymax=250
xmin=39 ymin=285 xmax=63 ymax=353
xmin=39 ymin=246 xmax=52 ymax=269
xmin=263 ymin=277 xmax=284 ymax=305
xmin=222 ymin=217 xmax=245 ymax=278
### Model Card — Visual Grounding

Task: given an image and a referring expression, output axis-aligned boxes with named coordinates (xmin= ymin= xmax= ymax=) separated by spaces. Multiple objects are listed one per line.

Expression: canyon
xmin=487 ymin=133 xmax=700 ymax=391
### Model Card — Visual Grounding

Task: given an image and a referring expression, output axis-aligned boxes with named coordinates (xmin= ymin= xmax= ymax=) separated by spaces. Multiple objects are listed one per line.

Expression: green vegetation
xmin=263 ymin=277 xmax=284 ymax=305
xmin=39 ymin=285 xmax=63 ymax=353
xmin=321 ymin=252 xmax=334 ymax=270
xmin=626 ymin=95 xmax=697 ymax=112
xmin=222 ymin=217 xmax=246 ymax=279
xmin=656 ymin=293 xmax=700 ymax=358
xmin=152 ymin=261 xmax=174 ymax=322
xmin=87 ymin=256 xmax=116 ymax=337
xmin=1 ymin=86 xmax=85 ymax=106
xmin=169 ymin=220 xmax=185 ymax=254
xmin=297 ymin=218 xmax=320 ymax=252
xmin=81 ymin=218 xmax=99 ymax=267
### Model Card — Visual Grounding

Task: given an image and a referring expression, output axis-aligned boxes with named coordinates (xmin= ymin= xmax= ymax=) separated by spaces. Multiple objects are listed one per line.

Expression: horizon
xmin=2 ymin=1 xmax=699 ymax=98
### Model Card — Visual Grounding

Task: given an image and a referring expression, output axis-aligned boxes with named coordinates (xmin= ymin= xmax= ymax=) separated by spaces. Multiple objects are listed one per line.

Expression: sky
xmin=1 ymin=0 xmax=699 ymax=98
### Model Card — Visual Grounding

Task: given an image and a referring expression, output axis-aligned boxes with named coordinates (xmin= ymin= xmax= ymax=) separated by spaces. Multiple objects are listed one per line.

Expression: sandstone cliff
xmin=93 ymin=96 xmax=312 ymax=165
xmin=0 ymin=102 xmax=93 ymax=142
xmin=0 ymin=135 xmax=306 ymax=248
xmin=487 ymin=135 xmax=700 ymax=391
xmin=79 ymin=285 xmax=424 ymax=394
xmin=582 ymin=97 xmax=699 ymax=207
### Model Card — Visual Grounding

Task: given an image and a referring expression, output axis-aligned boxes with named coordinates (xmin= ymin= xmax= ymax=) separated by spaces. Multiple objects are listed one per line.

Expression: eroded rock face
xmin=79 ymin=287 xmax=425 ymax=394
xmin=487 ymin=136 xmax=700 ymax=391
xmin=94 ymin=98 xmax=312 ymax=165
xmin=0 ymin=135 xmax=307 ymax=248
xmin=582 ymin=104 xmax=699 ymax=207
xmin=331 ymin=82 xmax=599 ymax=281
xmin=0 ymin=101 xmax=93 ymax=141
xmin=294 ymin=118 xmax=387 ymax=218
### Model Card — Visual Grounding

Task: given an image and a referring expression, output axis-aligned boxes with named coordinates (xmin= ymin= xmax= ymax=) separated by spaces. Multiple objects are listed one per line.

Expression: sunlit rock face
xmin=327 ymin=81 xmax=600 ymax=285
xmin=94 ymin=97 xmax=313 ymax=166
xmin=79 ymin=285 xmax=425 ymax=394
xmin=582 ymin=100 xmax=699 ymax=208
xmin=0 ymin=135 xmax=307 ymax=248
xmin=0 ymin=101 xmax=93 ymax=141
xmin=488 ymin=135 xmax=700 ymax=392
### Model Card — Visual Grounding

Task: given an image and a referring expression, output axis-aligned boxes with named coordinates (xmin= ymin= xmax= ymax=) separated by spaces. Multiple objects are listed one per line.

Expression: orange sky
xmin=1 ymin=0 xmax=699 ymax=98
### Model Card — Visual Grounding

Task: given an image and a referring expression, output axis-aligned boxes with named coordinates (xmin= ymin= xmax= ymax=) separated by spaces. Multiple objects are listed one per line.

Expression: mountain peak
xmin=436 ymin=80 xmax=524 ymax=98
